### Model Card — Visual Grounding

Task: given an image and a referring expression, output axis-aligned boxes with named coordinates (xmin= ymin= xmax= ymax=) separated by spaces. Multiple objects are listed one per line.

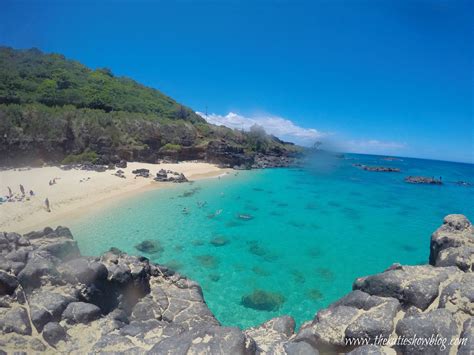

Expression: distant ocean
xmin=70 ymin=154 xmax=474 ymax=328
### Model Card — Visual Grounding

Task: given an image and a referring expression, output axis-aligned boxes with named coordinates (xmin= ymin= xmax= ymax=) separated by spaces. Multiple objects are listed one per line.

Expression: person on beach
xmin=45 ymin=198 xmax=51 ymax=212
xmin=20 ymin=184 xmax=25 ymax=195
xmin=7 ymin=186 xmax=12 ymax=197
xmin=29 ymin=190 xmax=34 ymax=196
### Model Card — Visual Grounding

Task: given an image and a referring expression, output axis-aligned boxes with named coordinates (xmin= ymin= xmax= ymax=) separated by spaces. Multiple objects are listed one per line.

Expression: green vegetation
xmin=0 ymin=47 xmax=201 ymax=123
xmin=160 ymin=143 xmax=182 ymax=152
xmin=61 ymin=150 xmax=99 ymax=165
xmin=0 ymin=47 xmax=301 ymax=166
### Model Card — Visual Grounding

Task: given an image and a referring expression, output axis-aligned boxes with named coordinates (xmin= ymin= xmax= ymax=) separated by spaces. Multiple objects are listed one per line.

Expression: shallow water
xmin=70 ymin=154 xmax=474 ymax=328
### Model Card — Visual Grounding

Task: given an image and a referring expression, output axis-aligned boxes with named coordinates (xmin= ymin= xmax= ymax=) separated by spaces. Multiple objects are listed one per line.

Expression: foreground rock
xmin=429 ymin=214 xmax=474 ymax=271
xmin=0 ymin=215 xmax=472 ymax=353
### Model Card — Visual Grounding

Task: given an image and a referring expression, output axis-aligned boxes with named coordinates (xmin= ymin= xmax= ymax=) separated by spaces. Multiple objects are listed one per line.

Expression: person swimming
xmin=197 ymin=201 xmax=207 ymax=208
xmin=207 ymin=209 xmax=223 ymax=219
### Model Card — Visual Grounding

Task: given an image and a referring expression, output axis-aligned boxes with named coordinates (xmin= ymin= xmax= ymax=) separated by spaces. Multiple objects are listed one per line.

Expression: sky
xmin=1 ymin=0 xmax=473 ymax=163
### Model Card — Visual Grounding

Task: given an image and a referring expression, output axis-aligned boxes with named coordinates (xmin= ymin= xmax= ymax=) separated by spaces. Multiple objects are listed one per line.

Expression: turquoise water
xmin=69 ymin=154 xmax=474 ymax=328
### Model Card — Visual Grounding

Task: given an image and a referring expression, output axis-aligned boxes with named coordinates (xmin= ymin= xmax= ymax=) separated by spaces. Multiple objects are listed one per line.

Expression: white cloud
xmin=196 ymin=111 xmax=326 ymax=146
xmin=196 ymin=111 xmax=407 ymax=155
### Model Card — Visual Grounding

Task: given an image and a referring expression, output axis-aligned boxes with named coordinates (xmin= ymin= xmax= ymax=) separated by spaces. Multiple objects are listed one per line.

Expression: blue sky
xmin=1 ymin=0 xmax=472 ymax=163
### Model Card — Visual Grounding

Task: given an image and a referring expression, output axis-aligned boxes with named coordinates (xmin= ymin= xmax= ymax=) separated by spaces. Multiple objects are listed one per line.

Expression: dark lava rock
xmin=91 ymin=334 xmax=138 ymax=353
xmin=344 ymin=297 xmax=400 ymax=343
xmin=42 ymin=322 xmax=67 ymax=346
xmin=395 ymin=309 xmax=458 ymax=354
xmin=353 ymin=265 xmax=459 ymax=310
xmin=156 ymin=170 xmax=188 ymax=183
xmin=39 ymin=240 xmax=79 ymax=260
xmin=353 ymin=164 xmax=400 ymax=172
xmin=55 ymin=226 xmax=73 ymax=239
xmin=438 ymin=273 xmax=474 ymax=315
xmin=405 ymin=176 xmax=442 ymax=185
xmin=0 ymin=270 xmax=19 ymax=295
xmin=116 ymin=160 xmax=127 ymax=169
xmin=458 ymin=318 xmax=474 ymax=355
xmin=148 ymin=325 xmax=256 ymax=354
xmin=62 ymin=302 xmax=101 ymax=324
xmin=347 ymin=344 xmax=388 ymax=354
xmin=284 ymin=341 xmax=319 ymax=355
xmin=155 ymin=169 xmax=168 ymax=181
xmin=132 ymin=168 xmax=150 ymax=177
xmin=241 ymin=289 xmax=285 ymax=311
xmin=429 ymin=214 xmax=474 ymax=270
xmin=59 ymin=257 xmax=108 ymax=285
xmin=29 ymin=290 xmax=75 ymax=331
xmin=17 ymin=252 xmax=59 ymax=290
xmin=0 ymin=307 xmax=32 ymax=335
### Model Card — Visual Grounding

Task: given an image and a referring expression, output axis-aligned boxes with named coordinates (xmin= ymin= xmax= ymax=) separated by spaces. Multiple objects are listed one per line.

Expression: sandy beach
xmin=0 ymin=162 xmax=229 ymax=233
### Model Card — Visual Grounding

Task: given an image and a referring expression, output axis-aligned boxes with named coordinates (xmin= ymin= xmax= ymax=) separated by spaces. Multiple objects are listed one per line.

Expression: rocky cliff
xmin=0 ymin=215 xmax=472 ymax=354
xmin=0 ymin=47 xmax=301 ymax=168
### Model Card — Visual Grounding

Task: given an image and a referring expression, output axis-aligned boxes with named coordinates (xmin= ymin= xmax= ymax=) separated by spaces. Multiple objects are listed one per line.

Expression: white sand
xmin=0 ymin=162 xmax=229 ymax=233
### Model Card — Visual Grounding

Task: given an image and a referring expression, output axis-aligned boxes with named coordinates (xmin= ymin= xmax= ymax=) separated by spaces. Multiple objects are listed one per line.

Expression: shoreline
xmin=0 ymin=162 xmax=230 ymax=233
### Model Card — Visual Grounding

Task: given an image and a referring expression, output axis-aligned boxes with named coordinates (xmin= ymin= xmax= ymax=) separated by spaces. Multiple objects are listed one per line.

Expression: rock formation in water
xmin=0 ymin=214 xmax=473 ymax=353
xmin=353 ymin=164 xmax=401 ymax=172
xmin=404 ymin=176 xmax=443 ymax=185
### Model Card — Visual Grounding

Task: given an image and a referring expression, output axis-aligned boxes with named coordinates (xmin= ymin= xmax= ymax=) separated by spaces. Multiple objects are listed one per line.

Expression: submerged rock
xmin=307 ymin=289 xmax=324 ymax=301
xmin=163 ymin=259 xmax=183 ymax=271
xmin=291 ymin=269 xmax=306 ymax=284
xmin=247 ymin=241 xmax=268 ymax=257
xmin=241 ymin=289 xmax=285 ymax=311
xmin=191 ymin=239 xmax=204 ymax=246
xmin=316 ymin=267 xmax=334 ymax=281
xmin=208 ymin=273 xmax=220 ymax=282
xmin=210 ymin=236 xmax=230 ymax=247
xmin=194 ymin=254 xmax=219 ymax=268
xmin=134 ymin=240 xmax=163 ymax=254
xmin=252 ymin=266 xmax=270 ymax=276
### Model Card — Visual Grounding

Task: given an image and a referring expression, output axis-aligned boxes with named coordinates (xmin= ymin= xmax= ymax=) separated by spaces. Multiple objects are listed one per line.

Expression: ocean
xmin=69 ymin=154 xmax=474 ymax=329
